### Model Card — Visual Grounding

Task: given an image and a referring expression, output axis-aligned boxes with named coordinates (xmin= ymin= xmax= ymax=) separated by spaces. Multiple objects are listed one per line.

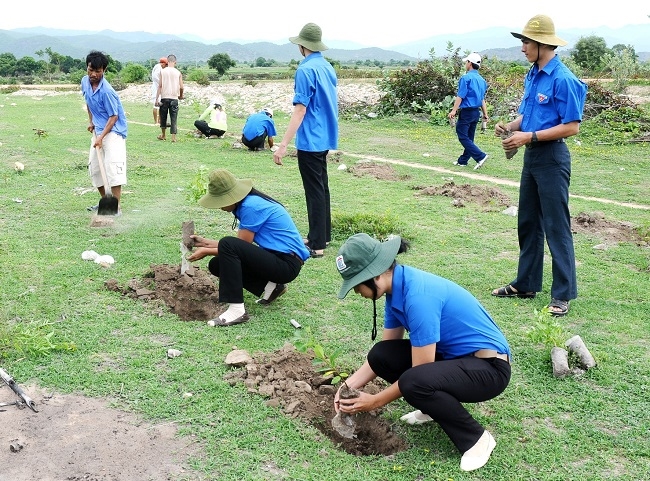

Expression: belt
xmin=290 ymin=252 xmax=304 ymax=266
xmin=526 ymin=138 xmax=565 ymax=148
xmin=473 ymin=349 xmax=510 ymax=363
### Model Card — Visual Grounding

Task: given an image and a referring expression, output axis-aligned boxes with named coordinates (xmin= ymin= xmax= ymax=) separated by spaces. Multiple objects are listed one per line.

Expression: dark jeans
xmin=207 ymin=236 xmax=302 ymax=303
xmin=194 ymin=120 xmax=225 ymax=137
xmin=455 ymin=108 xmax=485 ymax=164
xmin=159 ymin=98 xmax=179 ymax=134
xmin=368 ymin=339 xmax=511 ymax=453
xmin=297 ymin=150 xmax=331 ymax=250
xmin=241 ymin=134 xmax=267 ymax=150
xmin=511 ymin=141 xmax=577 ymax=300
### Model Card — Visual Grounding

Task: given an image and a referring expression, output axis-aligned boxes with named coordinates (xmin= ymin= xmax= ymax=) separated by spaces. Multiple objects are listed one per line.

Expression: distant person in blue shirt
xmin=187 ymin=169 xmax=310 ymax=326
xmin=273 ymin=23 xmax=338 ymax=259
xmin=333 ymin=233 xmax=511 ymax=472
xmin=449 ymin=53 xmax=489 ymax=170
xmin=492 ymin=15 xmax=587 ymax=317
xmin=241 ymin=108 xmax=277 ymax=150
xmin=81 ymin=50 xmax=128 ymax=213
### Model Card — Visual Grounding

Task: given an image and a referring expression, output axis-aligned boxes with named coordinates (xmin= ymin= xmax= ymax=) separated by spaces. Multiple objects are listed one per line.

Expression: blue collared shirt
xmin=518 ymin=55 xmax=587 ymax=132
xmin=235 ymin=195 xmax=311 ymax=262
xmin=457 ymin=70 xmax=487 ymax=109
xmin=384 ymin=265 xmax=511 ymax=359
xmin=242 ymin=112 xmax=277 ymax=140
xmin=292 ymin=52 xmax=338 ymax=152
xmin=81 ymin=75 xmax=128 ymax=138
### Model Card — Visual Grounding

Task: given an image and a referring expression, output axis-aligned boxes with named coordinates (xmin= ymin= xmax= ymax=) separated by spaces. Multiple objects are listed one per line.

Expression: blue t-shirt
xmin=518 ymin=55 xmax=587 ymax=132
xmin=235 ymin=195 xmax=310 ymax=262
xmin=242 ymin=112 xmax=277 ymax=141
xmin=457 ymin=70 xmax=487 ymax=109
xmin=81 ymin=75 xmax=128 ymax=138
xmin=384 ymin=265 xmax=511 ymax=359
xmin=292 ymin=52 xmax=338 ymax=152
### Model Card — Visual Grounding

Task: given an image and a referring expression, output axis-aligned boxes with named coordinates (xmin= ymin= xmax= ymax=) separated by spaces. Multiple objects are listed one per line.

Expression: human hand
xmin=448 ymin=111 xmax=456 ymax=120
xmin=399 ymin=410 xmax=433 ymax=425
xmin=186 ymin=247 xmax=213 ymax=262
xmin=87 ymin=123 xmax=95 ymax=133
xmin=494 ymin=120 xmax=509 ymax=137
xmin=273 ymin=144 xmax=286 ymax=166
xmin=338 ymin=391 xmax=375 ymax=414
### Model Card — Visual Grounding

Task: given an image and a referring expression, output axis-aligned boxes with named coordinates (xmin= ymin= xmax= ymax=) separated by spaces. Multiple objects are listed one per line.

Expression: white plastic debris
xmin=81 ymin=250 xmax=99 ymax=261
xmin=94 ymin=255 xmax=115 ymax=265
xmin=290 ymin=319 xmax=302 ymax=329
xmin=502 ymin=206 xmax=518 ymax=217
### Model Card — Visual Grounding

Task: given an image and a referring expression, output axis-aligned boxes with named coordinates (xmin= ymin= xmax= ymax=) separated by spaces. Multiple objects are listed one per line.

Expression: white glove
xmin=399 ymin=410 xmax=433 ymax=425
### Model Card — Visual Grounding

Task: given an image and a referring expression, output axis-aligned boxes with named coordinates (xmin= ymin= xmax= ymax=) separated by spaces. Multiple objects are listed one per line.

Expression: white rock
xmin=270 ymin=145 xmax=279 ymax=152
xmin=337 ymin=164 xmax=347 ymax=171
xmin=502 ymin=206 xmax=518 ymax=216
xmin=167 ymin=348 xmax=183 ymax=358
xmin=14 ymin=161 xmax=24 ymax=171
xmin=82 ymin=250 xmax=99 ymax=261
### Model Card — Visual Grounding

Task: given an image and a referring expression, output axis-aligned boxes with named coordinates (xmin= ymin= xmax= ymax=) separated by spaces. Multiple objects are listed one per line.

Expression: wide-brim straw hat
xmin=198 ymin=169 xmax=252 ymax=209
xmin=336 ymin=234 xmax=401 ymax=299
xmin=289 ymin=23 xmax=329 ymax=52
xmin=511 ymin=14 xmax=567 ymax=47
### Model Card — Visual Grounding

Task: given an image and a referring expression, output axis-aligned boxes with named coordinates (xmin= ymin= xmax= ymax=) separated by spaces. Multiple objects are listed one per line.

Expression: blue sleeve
xmin=292 ymin=68 xmax=314 ymax=107
xmin=555 ymin=75 xmax=587 ymax=124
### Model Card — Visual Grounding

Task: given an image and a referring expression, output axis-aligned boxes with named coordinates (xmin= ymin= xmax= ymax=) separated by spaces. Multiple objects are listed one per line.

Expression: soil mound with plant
xmin=224 ymin=342 xmax=408 ymax=456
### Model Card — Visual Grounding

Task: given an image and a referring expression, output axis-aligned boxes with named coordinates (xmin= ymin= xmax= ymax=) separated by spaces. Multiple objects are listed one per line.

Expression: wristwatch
xmin=531 ymin=131 xmax=538 ymax=143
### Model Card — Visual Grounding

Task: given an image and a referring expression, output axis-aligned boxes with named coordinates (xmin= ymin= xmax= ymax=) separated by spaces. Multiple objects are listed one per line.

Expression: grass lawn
xmin=1 ymin=85 xmax=649 ymax=480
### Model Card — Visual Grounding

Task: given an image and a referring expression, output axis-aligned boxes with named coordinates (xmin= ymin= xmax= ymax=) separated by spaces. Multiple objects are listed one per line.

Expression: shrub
xmin=331 ymin=210 xmax=406 ymax=242
xmin=120 ymin=63 xmax=149 ymax=83
xmin=187 ymin=69 xmax=210 ymax=86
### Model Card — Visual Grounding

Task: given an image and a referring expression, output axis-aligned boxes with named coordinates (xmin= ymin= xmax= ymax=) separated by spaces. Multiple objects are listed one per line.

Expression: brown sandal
xmin=491 ymin=284 xmax=536 ymax=299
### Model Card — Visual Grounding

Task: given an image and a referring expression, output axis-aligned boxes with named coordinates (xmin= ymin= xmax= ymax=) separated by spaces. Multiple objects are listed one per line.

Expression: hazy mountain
xmin=1 ymin=24 xmax=647 ymax=64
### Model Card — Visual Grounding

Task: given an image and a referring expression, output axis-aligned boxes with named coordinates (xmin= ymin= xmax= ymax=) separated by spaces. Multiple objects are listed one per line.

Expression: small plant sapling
xmin=294 ymin=327 xmax=349 ymax=385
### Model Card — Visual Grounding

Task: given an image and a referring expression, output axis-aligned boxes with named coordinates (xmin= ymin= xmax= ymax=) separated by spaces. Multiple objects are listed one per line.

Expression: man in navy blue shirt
xmin=492 ymin=15 xmax=587 ymax=317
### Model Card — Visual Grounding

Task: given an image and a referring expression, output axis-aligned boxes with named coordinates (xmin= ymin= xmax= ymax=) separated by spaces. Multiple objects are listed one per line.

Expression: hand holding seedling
xmin=186 ymin=235 xmax=219 ymax=261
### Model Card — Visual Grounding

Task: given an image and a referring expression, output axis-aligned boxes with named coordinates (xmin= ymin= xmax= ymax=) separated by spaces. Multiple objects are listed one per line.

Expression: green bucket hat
xmin=511 ymin=14 xmax=567 ymax=47
xmin=198 ymin=169 xmax=253 ymax=209
xmin=289 ymin=23 xmax=329 ymax=52
xmin=336 ymin=234 xmax=401 ymax=299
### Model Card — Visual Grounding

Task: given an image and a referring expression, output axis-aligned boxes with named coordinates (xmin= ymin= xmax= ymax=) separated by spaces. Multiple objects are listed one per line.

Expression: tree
xmin=0 ymin=53 xmax=17 ymax=76
xmin=15 ymin=56 xmax=40 ymax=76
xmin=120 ymin=63 xmax=149 ymax=83
xmin=207 ymin=53 xmax=236 ymax=77
xmin=570 ymin=36 xmax=611 ymax=73
xmin=35 ymin=47 xmax=64 ymax=81
xmin=611 ymin=44 xmax=637 ymax=62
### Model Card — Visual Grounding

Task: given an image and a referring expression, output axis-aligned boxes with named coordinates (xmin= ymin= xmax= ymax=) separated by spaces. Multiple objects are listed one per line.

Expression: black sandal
xmin=547 ymin=298 xmax=569 ymax=317
xmin=491 ymin=284 xmax=536 ymax=299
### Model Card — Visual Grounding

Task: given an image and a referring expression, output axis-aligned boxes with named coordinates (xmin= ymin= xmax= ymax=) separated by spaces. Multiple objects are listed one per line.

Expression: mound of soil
xmin=572 ymin=211 xmax=647 ymax=245
xmin=105 ymin=264 xmax=226 ymax=321
xmin=223 ymin=343 xmax=408 ymax=456
xmin=415 ymin=181 xmax=512 ymax=210
xmin=350 ymin=161 xmax=410 ymax=181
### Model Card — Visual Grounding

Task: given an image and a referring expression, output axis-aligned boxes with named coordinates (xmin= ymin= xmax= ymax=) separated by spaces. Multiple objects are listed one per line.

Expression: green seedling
xmin=294 ymin=327 xmax=349 ymax=385
xmin=526 ymin=307 xmax=568 ymax=348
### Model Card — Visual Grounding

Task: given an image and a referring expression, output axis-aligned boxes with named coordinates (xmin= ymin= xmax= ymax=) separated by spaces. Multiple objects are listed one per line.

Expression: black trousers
xmin=194 ymin=120 xmax=225 ymax=138
xmin=241 ymin=133 xmax=266 ymax=150
xmin=297 ymin=150 xmax=331 ymax=250
xmin=207 ymin=236 xmax=302 ymax=303
xmin=368 ymin=339 xmax=511 ymax=453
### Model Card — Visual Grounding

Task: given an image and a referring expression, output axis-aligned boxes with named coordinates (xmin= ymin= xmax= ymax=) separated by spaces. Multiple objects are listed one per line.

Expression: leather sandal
xmin=547 ymin=298 xmax=569 ymax=317
xmin=491 ymin=284 xmax=536 ymax=298
xmin=256 ymin=284 xmax=287 ymax=305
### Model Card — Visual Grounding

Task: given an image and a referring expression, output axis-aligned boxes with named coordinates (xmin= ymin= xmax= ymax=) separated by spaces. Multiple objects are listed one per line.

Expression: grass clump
xmin=331 ymin=210 xmax=407 ymax=242
xmin=0 ymin=320 xmax=76 ymax=359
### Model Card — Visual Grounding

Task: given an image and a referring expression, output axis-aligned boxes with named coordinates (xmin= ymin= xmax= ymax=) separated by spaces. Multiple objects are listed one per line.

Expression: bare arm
xmin=273 ymin=104 xmax=307 ymax=166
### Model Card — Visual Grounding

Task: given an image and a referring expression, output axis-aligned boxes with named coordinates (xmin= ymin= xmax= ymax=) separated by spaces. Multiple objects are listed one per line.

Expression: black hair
xmin=230 ymin=187 xmax=284 ymax=229
xmin=213 ymin=103 xmax=222 ymax=109
xmin=361 ymin=237 xmax=410 ymax=341
xmin=86 ymin=50 xmax=109 ymax=70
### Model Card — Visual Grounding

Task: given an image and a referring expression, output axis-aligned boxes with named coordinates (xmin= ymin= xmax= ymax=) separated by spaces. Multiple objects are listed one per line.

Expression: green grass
xmin=1 ymin=85 xmax=649 ymax=480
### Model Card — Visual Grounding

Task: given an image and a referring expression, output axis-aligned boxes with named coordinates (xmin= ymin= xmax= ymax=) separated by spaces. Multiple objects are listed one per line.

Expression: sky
xmin=1 ymin=1 xmax=648 ymax=48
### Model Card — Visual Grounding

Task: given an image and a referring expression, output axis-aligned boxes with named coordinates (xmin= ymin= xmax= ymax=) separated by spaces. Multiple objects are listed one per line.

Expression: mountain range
xmin=0 ymin=24 xmax=648 ymax=64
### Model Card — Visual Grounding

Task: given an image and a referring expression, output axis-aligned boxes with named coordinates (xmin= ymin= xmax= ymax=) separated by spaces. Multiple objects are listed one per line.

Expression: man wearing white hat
xmin=492 ymin=15 xmax=587 ymax=317
xmin=449 ymin=52 xmax=489 ymax=170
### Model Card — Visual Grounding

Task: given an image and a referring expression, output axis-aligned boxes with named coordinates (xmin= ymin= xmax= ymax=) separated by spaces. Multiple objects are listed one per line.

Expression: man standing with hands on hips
xmin=273 ymin=23 xmax=338 ymax=259
xmin=491 ymin=15 xmax=587 ymax=317
xmin=449 ymin=53 xmax=489 ymax=170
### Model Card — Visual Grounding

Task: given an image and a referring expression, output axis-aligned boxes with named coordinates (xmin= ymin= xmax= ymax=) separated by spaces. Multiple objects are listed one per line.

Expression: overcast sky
xmin=1 ymin=1 xmax=648 ymax=48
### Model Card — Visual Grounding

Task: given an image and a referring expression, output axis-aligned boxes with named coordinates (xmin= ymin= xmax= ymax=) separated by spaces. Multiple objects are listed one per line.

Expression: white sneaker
xmin=460 ymin=430 xmax=496 ymax=471
xmin=474 ymin=155 xmax=488 ymax=170
xmin=399 ymin=410 xmax=433 ymax=425
xmin=452 ymin=161 xmax=468 ymax=167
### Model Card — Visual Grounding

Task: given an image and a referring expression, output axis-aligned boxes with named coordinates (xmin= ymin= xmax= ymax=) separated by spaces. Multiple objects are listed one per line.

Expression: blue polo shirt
xmin=81 ymin=75 xmax=128 ymax=138
xmin=293 ymin=52 xmax=338 ymax=152
xmin=242 ymin=112 xmax=277 ymax=141
xmin=518 ymin=55 xmax=587 ymax=132
xmin=235 ymin=195 xmax=310 ymax=262
xmin=457 ymin=70 xmax=487 ymax=109
xmin=384 ymin=265 xmax=511 ymax=359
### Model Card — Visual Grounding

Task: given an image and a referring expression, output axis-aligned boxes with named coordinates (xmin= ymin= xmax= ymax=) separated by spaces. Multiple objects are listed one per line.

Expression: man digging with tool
xmin=82 ymin=50 xmax=128 ymax=214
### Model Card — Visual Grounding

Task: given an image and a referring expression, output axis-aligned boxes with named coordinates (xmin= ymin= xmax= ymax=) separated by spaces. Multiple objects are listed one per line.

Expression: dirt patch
xmin=0 ymin=385 xmax=201 ymax=481
xmin=223 ymin=343 xmax=408 ymax=456
xmin=414 ymin=181 xmax=513 ymax=210
xmin=349 ymin=161 xmax=410 ymax=181
xmin=105 ymin=263 xmax=225 ymax=321
xmin=572 ymin=211 xmax=647 ymax=246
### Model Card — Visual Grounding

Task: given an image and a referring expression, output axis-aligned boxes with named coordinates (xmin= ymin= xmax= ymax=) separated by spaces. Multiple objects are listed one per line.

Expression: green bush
xmin=120 ymin=63 xmax=149 ymax=83
xmin=187 ymin=69 xmax=210 ymax=86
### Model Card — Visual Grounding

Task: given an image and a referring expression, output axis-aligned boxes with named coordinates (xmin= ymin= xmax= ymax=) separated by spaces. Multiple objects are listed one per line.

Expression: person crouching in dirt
xmin=333 ymin=233 xmax=511 ymax=472
xmin=187 ymin=169 xmax=310 ymax=326
xmin=241 ymin=108 xmax=277 ymax=151
xmin=194 ymin=101 xmax=227 ymax=139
